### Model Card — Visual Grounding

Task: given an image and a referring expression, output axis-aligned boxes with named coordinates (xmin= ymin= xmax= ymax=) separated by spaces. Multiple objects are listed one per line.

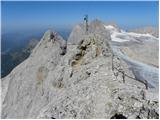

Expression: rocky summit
xmin=1 ymin=20 xmax=159 ymax=119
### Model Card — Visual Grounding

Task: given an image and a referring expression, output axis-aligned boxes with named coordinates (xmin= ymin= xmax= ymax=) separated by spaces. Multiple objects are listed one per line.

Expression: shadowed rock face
xmin=2 ymin=20 xmax=159 ymax=119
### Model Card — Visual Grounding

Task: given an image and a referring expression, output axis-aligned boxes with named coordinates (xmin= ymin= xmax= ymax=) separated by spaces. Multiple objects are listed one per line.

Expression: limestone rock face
xmin=68 ymin=19 xmax=111 ymax=45
xmin=2 ymin=30 xmax=66 ymax=118
xmin=68 ymin=24 xmax=85 ymax=45
xmin=2 ymin=20 xmax=159 ymax=119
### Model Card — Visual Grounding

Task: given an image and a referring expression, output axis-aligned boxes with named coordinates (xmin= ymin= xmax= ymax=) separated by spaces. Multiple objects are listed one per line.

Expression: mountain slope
xmin=1 ymin=39 xmax=39 ymax=78
xmin=2 ymin=21 xmax=159 ymax=119
xmin=2 ymin=30 xmax=66 ymax=118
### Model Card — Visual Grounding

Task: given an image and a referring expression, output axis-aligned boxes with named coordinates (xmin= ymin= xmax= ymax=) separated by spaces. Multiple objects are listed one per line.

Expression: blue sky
xmin=2 ymin=1 xmax=159 ymax=32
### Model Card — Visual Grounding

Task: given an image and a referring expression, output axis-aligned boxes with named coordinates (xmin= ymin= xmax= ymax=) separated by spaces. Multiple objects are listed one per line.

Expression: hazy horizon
xmin=2 ymin=1 xmax=159 ymax=34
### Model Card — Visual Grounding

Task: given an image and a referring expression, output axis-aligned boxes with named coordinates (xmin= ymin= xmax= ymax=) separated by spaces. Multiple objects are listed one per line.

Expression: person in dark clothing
xmin=84 ymin=15 xmax=89 ymax=34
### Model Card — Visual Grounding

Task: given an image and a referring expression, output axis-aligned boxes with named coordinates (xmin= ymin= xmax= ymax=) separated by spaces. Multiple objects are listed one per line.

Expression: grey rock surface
xmin=68 ymin=24 xmax=86 ymax=45
xmin=68 ymin=19 xmax=111 ymax=45
xmin=1 ymin=20 xmax=159 ymax=119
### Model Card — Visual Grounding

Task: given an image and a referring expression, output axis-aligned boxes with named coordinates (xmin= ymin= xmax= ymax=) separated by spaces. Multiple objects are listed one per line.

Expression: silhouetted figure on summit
xmin=84 ymin=15 xmax=89 ymax=34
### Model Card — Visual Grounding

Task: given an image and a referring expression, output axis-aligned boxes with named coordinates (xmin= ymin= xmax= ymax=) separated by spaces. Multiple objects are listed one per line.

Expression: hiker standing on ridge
xmin=84 ymin=15 xmax=89 ymax=34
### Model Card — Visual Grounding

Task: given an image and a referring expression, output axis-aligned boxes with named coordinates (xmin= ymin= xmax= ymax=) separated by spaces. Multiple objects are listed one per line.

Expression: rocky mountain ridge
xmin=1 ymin=20 xmax=159 ymax=119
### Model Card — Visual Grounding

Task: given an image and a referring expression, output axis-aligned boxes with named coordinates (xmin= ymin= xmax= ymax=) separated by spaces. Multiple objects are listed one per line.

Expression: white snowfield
xmin=104 ymin=25 xmax=117 ymax=31
xmin=104 ymin=25 xmax=159 ymax=91
xmin=104 ymin=25 xmax=158 ymax=43
xmin=111 ymin=32 xmax=130 ymax=42
xmin=112 ymin=46 xmax=159 ymax=92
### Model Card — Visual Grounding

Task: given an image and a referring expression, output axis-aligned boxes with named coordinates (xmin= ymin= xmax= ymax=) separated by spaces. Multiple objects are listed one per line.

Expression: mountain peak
xmin=90 ymin=19 xmax=104 ymax=25
xmin=2 ymin=20 xmax=159 ymax=119
xmin=32 ymin=30 xmax=67 ymax=56
xmin=68 ymin=19 xmax=111 ymax=45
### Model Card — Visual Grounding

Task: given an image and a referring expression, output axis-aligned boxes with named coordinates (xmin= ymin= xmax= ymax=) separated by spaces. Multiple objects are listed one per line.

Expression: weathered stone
xmin=2 ymin=20 xmax=158 ymax=119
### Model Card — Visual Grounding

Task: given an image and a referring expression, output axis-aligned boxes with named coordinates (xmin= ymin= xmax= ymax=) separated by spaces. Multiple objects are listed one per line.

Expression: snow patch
xmin=104 ymin=25 xmax=119 ymax=34
xmin=104 ymin=25 xmax=115 ymax=29
xmin=111 ymin=32 xmax=130 ymax=42
xmin=104 ymin=24 xmax=158 ymax=42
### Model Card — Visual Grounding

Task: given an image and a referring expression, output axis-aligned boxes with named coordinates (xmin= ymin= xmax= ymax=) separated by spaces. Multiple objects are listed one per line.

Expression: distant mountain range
xmin=129 ymin=26 xmax=159 ymax=38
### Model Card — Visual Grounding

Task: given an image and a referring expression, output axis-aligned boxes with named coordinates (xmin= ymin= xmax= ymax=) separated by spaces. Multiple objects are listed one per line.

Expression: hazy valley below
xmin=1 ymin=28 xmax=71 ymax=78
